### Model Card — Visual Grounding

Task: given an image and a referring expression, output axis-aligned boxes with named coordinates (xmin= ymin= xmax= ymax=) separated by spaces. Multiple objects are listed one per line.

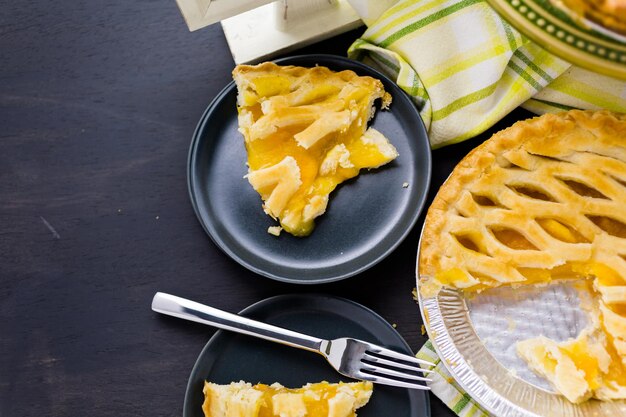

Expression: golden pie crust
xmin=418 ymin=110 xmax=626 ymax=403
xmin=233 ymin=62 xmax=397 ymax=237
xmin=559 ymin=0 xmax=626 ymax=35
xmin=202 ymin=380 xmax=373 ymax=417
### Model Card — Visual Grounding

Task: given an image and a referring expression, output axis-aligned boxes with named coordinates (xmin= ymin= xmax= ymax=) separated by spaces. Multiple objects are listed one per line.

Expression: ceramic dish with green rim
xmin=486 ymin=0 xmax=626 ymax=80
xmin=182 ymin=294 xmax=430 ymax=417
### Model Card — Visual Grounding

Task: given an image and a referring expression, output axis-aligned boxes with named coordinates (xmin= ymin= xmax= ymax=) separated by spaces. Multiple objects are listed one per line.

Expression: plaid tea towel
xmin=347 ymin=0 xmax=626 ymax=148
xmin=417 ymin=340 xmax=492 ymax=416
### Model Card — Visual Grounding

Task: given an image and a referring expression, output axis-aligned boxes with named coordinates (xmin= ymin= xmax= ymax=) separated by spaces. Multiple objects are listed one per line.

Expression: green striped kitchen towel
xmin=416 ymin=340 xmax=491 ymax=417
xmin=347 ymin=0 xmax=626 ymax=148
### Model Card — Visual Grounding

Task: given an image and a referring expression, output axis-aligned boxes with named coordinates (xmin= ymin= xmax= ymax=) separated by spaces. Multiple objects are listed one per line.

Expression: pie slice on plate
xmin=202 ymin=380 xmax=373 ymax=417
xmin=418 ymin=110 xmax=626 ymax=403
xmin=232 ymin=62 xmax=398 ymax=237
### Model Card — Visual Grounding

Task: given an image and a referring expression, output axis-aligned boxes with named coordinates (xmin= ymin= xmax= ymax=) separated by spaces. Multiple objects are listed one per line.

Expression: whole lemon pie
xmin=418 ymin=110 xmax=626 ymax=403
xmin=202 ymin=380 xmax=373 ymax=417
xmin=233 ymin=62 xmax=398 ymax=237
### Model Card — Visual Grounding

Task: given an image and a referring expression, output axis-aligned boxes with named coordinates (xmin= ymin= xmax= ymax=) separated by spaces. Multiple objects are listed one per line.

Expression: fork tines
xmin=366 ymin=345 xmax=436 ymax=369
xmin=358 ymin=345 xmax=435 ymax=389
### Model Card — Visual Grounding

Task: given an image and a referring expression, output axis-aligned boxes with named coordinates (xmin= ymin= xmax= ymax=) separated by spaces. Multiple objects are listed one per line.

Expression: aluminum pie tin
xmin=416 ymin=227 xmax=626 ymax=417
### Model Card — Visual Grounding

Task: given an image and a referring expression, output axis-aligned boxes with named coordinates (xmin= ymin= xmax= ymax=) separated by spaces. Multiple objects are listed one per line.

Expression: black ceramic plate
xmin=183 ymin=294 xmax=430 ymax=417
xmin=188 ymin=54 xmax=431 ymax=283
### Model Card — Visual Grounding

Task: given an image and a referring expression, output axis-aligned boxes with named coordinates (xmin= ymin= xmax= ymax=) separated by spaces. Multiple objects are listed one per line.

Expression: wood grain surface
xmin=0 ymin=2 xmax=534 ymax=416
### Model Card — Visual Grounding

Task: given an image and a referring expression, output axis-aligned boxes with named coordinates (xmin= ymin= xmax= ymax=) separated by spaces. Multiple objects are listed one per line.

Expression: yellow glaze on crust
xmin=418 ymin=110 xmax=626 ymax=403
xmin=202 ymin=380 xmax=373 ymax=417
xmin=233 ymin=62 xmax=397 ymax=236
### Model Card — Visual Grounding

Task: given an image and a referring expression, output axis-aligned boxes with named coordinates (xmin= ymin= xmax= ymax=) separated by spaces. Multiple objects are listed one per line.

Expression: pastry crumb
xmin=267 ymin=226 xmax=282 ymax=236
xmin=420 ymin=324 xmax=426 ymax=335
xmin=402 ymin=182 xmax=409 ymax=188
xmin=506 ymin=317 xmax=517 ymax=332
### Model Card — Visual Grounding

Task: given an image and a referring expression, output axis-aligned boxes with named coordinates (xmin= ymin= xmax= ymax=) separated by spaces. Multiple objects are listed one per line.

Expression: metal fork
xmin=151 ymin=292 xmax=433 ymax=390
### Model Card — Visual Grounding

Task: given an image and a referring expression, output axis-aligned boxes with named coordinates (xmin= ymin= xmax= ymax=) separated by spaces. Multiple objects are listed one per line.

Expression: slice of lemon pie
xmin=202 ymin=380 xmax=373 ymax=417
xmin=233 ymin=62 xmax=398 ymax=237
xmin=419 ymin=110 xmax=626 ymax=403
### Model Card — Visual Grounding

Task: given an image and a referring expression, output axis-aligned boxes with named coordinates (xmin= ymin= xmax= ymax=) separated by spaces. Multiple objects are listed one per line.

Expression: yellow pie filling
xmin=233 ymin=63 xmax=397 ymax=236
xmin=419 ymin=110 xmax=626 ymax=403
xmin=202 ymin=381 xmax=373 ymax=417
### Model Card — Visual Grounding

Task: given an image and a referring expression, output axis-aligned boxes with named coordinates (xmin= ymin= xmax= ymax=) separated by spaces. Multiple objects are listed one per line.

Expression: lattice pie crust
xmin=233 ymin=62 xmax=397 ymax=237
xmin=419 ymin=110 xmax=626 ymax=403
xmin=202 ymin=380 xmax=373 ymax=417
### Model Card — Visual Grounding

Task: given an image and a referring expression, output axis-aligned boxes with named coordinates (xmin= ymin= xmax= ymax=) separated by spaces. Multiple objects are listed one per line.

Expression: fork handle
xmin=152 ymin=292 xmax=324 ymax=353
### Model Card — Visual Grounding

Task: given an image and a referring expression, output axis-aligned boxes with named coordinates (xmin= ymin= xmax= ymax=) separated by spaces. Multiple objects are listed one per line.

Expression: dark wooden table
xmin=0 ymin=2 xmax=533 ymax=416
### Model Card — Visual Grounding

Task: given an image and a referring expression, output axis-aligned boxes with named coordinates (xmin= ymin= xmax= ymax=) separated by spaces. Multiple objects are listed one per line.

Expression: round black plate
xmin=183 ymin=294 xmax=430 ymax=417
xmin=188 ymin=54 xmax=432 ymax=283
